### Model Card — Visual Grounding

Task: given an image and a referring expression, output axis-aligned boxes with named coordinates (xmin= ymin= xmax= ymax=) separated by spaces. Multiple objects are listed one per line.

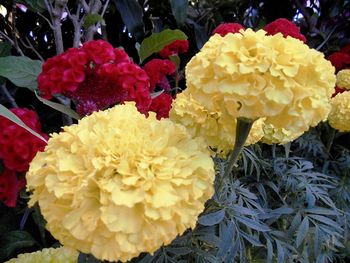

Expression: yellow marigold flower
xmin=5 ymin=247 xmax=77 ymax=263
xmin=336 ymin=69 xmax=350 ymax=90
xmin=26 ymin=102 xmax=214 ymax=262
xmin=185 ymin=29 xmax=335 ymax=140
xmin=170 ymin=92 xmax=264 ymax=156
xmin=328 ymin=91 xmax=350 ymax=132
xmin=261 ymin=123 xmax=304 ymax=145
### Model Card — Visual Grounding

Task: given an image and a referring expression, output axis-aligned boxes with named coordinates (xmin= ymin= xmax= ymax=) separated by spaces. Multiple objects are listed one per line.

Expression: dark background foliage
xmin=1 ymin=0 xmax=350 ymax=262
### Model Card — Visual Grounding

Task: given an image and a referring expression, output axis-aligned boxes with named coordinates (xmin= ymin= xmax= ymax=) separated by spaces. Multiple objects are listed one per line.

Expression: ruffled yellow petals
xmin=336 ymin=69 xmax=350 ymax=90
xmin=5 ymin=247 xmax=77 ymax=263
xmin=26 ymin=102 xmax=214 ymax=262
xmin=328 ymin=91 xmax=350 ymax=132
xmin=180 ymin=28 xmax=335 ymax=146
xmin=261 ymin=123 xmax=304 ymax=145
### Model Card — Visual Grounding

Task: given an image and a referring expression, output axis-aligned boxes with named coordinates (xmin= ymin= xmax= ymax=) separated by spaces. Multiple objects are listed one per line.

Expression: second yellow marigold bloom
xmin=336 ymin=69 xmax=350 ymax=90
xmin=328 ymin=91 xmax=350 ymax=132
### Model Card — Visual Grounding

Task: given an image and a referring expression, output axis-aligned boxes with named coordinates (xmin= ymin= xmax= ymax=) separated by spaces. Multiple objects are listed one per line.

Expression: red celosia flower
xmin=38 ymin=40 xmax=152 ymax=116
xmin=0 ymin=108 xmax=47 ymax=172
xmin=328 ymin=52 xmax=350 ymax=71
xmin=212 ymin=23 xmax=245 ymax=36
xmin=340 ymin=43 xmax=350 ymax=54
xmin=332 ymin=86 xmax=347 ymax=97
xmin=159 ymin=40 xmax=189 ymax=58
xmin=263 ymin=18 xmax=307 ymax=43
xmin=70 ymin=61 xmax=151 ymax=116
xmin=0 ymin=168 xmax=26 ymax=207
xmin=149 ymin=93 xmax=173 ymax=120
xmin=143 ymin=59 xmax=176 ymax=92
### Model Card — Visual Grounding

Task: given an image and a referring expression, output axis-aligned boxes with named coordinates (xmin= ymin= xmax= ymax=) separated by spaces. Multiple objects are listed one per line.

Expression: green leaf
xmin=139 ymin=29 xmax=187 ymax=62
xmin=198 ymin=210 xmax=225 ymax=226
xmin=113 ymin=0 xmax=145 ymax=41
xmin=0 ymin=42 xmax=11 ymax=57
xmin=35 ymin=92 xmax=81 ymax=120
xmin=235 ymin=215 xmax=270 ymax=232
xmin=169 ymin=55 xmax=180 ymax=68
xmin=296 ymin=217 xmax=309 ymax=247
xmin=83 ymin=14 xmax=103 ymax=28
xmin=0 ymin=104 xmax=47 ymax=143
xmin=0 ymin=230 xmax=38 ymax=262
xmin=0 ymin=56 xmax=42 ymax=91
xmin=17 ymin=0 xmax=48 ymax=12
xmin=169 ymin=0 xmax=188 ymax=26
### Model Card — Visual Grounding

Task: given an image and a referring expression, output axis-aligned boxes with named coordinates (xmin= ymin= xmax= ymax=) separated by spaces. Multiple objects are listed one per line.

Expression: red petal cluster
xmin=143 ymin=59 xmax=176 ymax=91
xmin=159 ymin=40 xmax=189 ymax=58
xmin=0 ymin=168 xmax=26 ymax=207
xmin=149 ymin=93 xmax=173 ymax=120
xmin=263 ymin=18 xmax=307 ymax=43
xmin=212 ymin=23 xmax=245 ymax=36
xmin=38 ymin=40 xmax=152 ymax=116
xmin=328 ymin=52 xmax=350 ymax=71
xmin=332 ymin=86 xmax=347 ymax=97
xmin=0 ymin=108 xmax=48 ymax=172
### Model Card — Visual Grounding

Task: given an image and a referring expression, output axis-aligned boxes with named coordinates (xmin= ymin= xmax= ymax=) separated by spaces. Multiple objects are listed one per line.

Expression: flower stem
xmin=223 ymin=117 xmax=254 ymax=179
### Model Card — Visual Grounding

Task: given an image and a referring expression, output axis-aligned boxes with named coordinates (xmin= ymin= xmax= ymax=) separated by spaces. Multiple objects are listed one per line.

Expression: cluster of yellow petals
xmin=183 ymin=29 xmax=335 ymax=145
xmin=328 ymin=91 xmax=350 ymax=132
xmin=5 ymin=247 xmax=77 ymax=263
xmin=336 ymin=69 xmax=350 ymax=90
xmin=261 ymin=123 xmax=304 ymax=145
xmin=170 ymin=92 xmax=264 ymax=156
xmin=26 ymin=102 xmax=214 ymax=262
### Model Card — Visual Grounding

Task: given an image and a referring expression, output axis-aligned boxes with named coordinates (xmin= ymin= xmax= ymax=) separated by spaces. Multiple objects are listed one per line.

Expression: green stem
xmin=223 ymin=117 xmax=255 ymax=179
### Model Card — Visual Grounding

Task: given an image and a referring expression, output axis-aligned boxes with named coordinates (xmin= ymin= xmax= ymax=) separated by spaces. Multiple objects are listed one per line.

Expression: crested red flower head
xmin=38 ymin=40 xmax=152 ymax=116
xmin=328 ymin=52 xmax=350 ymax=72
xmin=263 ymin=18 xmax=307 ymax=42
xmin=143 ymin=59 xmax=176 ymax=92
xmin=212 ymin=23 xmax=245 ymax=36
xmin=0 ymin=108 xmax=47 ymax=172
xmin=159 ymin=40 xmax=189 ymax=58
xmin=0 ymin=168 xmax=26 ymax=207
xmin=149 ymin=93 xmax=173 ymax=120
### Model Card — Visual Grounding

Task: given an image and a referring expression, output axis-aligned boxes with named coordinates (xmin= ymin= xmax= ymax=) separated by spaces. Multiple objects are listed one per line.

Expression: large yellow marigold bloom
xmin=185 ymin=29 xmax=335 ymax=139
xmin=5 ymin=247 xmax=77 ymax=263
xmin=328 ymin=91 xmax=350 ymax=132
xmin=261 ymin=123 xmax=304 ymax=145
xmin=170 ymin=92 xmax=264 ymax=156
xmin=26 ymin=102 xmax=214 ymax=262
xmin=336 ymin=69 xmax=350 ymax=90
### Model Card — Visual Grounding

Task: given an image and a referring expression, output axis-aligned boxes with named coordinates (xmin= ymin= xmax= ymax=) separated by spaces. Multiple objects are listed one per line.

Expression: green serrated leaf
xmin=0 ymin=230 xmax=38 ymax=262
xmin=296 ymin=217 xmax=309 ymax=247
xmin=169 ymin=0 xmax=188 ymax=26
xmin=0 ymin=104 xmax=47 ymax=143
xmin=139 ymin=29 xmax=187 ymax=62
xmin=198 ymin=210 xmax=225 ymax=226
xmin=83 ymin=14 xmax=103 ymax=28
xmin=35 ymin=92 xmax=81 ymax=120
xmin=0 ymin=56 xmax=42 ymax=91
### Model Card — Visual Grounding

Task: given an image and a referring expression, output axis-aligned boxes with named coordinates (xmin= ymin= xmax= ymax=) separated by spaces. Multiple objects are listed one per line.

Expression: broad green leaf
xmin=83 ymin=14 xmax=103 ymax=28
xmin=198 ymin=210 xmax=225 ymax=226
xmin=0 ymin=230 xmax=38 ymax=262
xmin=139 ymin=29 xmax=187 ymax=62
xmin=0 ymin=56 xmax=42 ymax=91
xmin=35 ymin=92 xmax=81 ymax=120
xmin=0 ymin=104 xmax=47 ymax=143
xmin=113 ymin=0 xmax=145 ymax=41
xmin=296 ymin=217 xmax=309 ymax=247
xmin=0 ymin=42 xmax=11 ymax=57
xmin=169 ymin=0 xmax=188 ymax=26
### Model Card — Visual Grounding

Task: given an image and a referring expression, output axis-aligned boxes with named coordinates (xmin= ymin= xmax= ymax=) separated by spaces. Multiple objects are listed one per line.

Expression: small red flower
xmin=143 ymin=59 xmax=176 ymax=92
xmin=328 ymin=52 xmax=350 ymax=71
xmin=340 ymin=43 xmax=350 ymax=54
xmin=0 ymin=108 xmax=47 ymax=172
xmin=0 ymin=168 xmax=26 ymax=207
xmin=82 ymin=39 xmax=116 ymax=65
xmin=159 ymin=40 xmax=189 ymax=58
xmin=263 ymin=18 xmax=307 ymax=43
xmin=212 ymin=23 xmax=245 ymax=36
xmin=149 ymin=93 xmax=173 ymax=120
